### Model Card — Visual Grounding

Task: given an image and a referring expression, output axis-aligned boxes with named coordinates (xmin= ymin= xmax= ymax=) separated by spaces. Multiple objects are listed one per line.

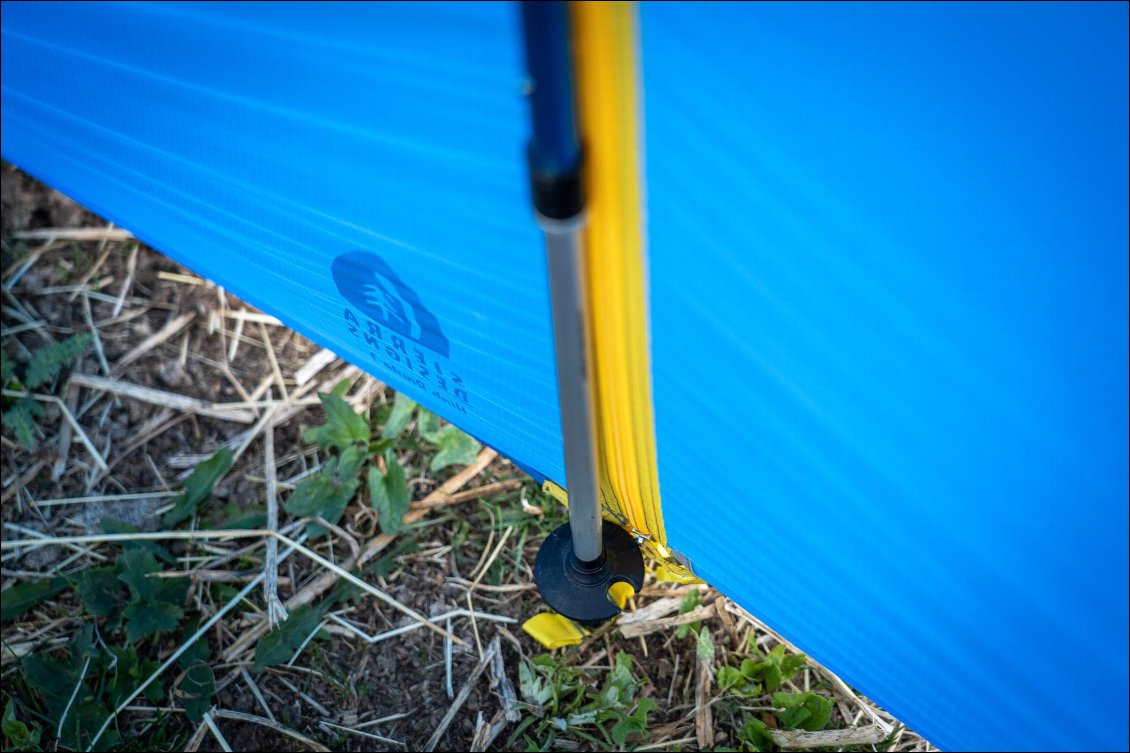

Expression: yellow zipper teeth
xmin=569 ymin=1 xmax=695 ymax=583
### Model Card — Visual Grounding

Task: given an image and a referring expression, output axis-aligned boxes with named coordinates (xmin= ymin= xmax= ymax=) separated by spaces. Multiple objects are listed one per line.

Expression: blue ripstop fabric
xmin=1 ymin=1 xmax=567 ymax=485
xmin=640 ymin=3 xmax=1128 ymax=751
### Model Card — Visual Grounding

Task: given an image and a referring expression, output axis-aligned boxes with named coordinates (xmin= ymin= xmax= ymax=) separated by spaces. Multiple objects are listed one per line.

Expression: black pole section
xmin=523 ymin=0 xmax=644 ymax=626
xmin=522 ymin=0 xmax=583 ymax=220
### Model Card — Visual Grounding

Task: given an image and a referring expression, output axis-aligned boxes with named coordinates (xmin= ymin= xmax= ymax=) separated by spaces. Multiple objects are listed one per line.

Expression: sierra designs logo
xmin=331 ymin=250 xmax=449 ymax=357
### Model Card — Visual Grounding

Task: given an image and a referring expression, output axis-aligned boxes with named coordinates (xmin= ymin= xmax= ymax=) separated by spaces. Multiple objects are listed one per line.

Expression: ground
xmin=1 ymin=162 xmax=936 ymax=752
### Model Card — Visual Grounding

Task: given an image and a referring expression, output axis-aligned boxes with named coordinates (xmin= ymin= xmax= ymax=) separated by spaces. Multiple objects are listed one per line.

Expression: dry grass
xmin=1 ymin=164 xmax=938 ymax=752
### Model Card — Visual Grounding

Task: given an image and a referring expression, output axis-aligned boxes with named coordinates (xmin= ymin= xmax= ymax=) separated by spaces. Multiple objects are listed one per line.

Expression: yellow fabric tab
xmin=569 ymin=1 xmax=700 ymax=585
xmin=522 ymin=612 xmax=587 ymax=649
xmin=607 ymin=581 xmax=636 ymax=610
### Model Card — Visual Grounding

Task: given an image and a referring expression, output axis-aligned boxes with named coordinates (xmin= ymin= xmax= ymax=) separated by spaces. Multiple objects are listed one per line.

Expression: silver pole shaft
xmin=542 ymin=217 xmax=603 ymax=564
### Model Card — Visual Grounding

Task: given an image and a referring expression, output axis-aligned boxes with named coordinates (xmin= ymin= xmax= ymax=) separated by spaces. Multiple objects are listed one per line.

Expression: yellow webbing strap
xmin=557 ymin=1 xmax=698 ymax=585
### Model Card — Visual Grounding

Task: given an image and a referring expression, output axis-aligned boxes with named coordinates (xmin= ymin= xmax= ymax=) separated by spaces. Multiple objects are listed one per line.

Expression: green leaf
xmin=122 ymin=598 xmax=183 ymax=642
xmin=335 ymin=444 xmax=368 ymax=481
xmin=427 ymin=424 xmax=481 ymax=471
xmin=679 ymin=589 xmax=702 ymax=614
xmin=303 ymin=389 xmax=370 ymax=451
xmin=116 ymin=549 xmax=161 ymax=601
xmin=162 ymin=447 xmax=233 ymax=526
xmin=24 ymin=332 xmax=91 ymax=388
xmin=0 ymin=576 xmax=69 ymax=620
xmin=104 ymin=645 xmax=162 ymax=706
xmin=781 ymin=651 xmax=808 ymax=681
xmin=178 ymin=615 xmax=211 ymax=668
xmin=717 ymin=666 xmax=743 ymax=692
xmin=416 ymin=408 xmax=442 ymax=441
xmin=695 ymin=626 xmax=716 ymax=663
xmin=252 ymin=604 xmax=325 ymax=672
xmin=117 ymin=549 xmax=187 ymax=641
xmin=75 ymin=566 xmax=126 ymax=618
xmin=610 ymin=657 xmax=633 ymax=693
xmin=284 ymin=459 xmax=360 ymax=530
xmin=611 ymin=697 xmax=656 ymax=745
xmin=368 ymin=450 xmax=410 ymax=534
xmin=1 ymin=397 xmax=43 ymax=449
xmin=737 ymin=718 xmax=774 ymax=751
xmin=176 ymin=661 xmax=215 ymax=723
xmin=2 ymin=699 xmax=43 ymax=752
xmin=21 ymin=653 xmax=76 ymax=699
xmin=774 ymin=691 xmax=833 ymax=732
xmin=763 ymin=663 xmax=783 ymax=692
xmin=518 ymin=660 xmax=554 ymax=706
xmin=381 ymin=392 xmax=417 ymax=439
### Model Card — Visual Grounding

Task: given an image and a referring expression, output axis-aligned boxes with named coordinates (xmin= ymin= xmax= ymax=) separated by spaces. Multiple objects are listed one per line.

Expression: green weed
xmin=285 ymin=383 xmax=480 ymax=535
xmin=513 ymin=651 xmax=656 ymax=751
xmin=1 ymin=333 xmax=91 ymax=448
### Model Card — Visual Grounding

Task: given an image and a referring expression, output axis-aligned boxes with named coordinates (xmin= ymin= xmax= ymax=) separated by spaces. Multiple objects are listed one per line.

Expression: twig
xmin=490 ymin=641 xmax=520 ymax=722
xmin=223 ymin=310 xmax=282 ymax=326
xmin=52 ymin=386 xmax=78 ymax=480
xmin=1 ymin=459 xmax=47 ymax=504
xmin=1 ymin=528 xmax=269 ymax=553
xmin=31 ymin=490 xmax=179 ymax=508
xmin=318 ymin=720 xmax=403 ymax=749
xmin=156 ymin=271 xmax=204 ymax=286
xmin=293 ymin=348 xmax=337 ymax=386
xmin=228 ymin=371 xmax=327 ymax=463
xmin=3 ymin=523 xmax=108 ymax=562
xmin=325 ymin=608 xmax=514 ymax=646
xmin=110 ymin=243 xmax=137 ymax=318
xmin=259 ymin=322 xmax=289 ymax=401
xmin=437 ymin=479 xmax=522 ymax=505
xmin=616 ymin=596 xmax=683 ymax=626
xmin=79 ymin=295 xmax=112 ymax=376
xmin=424 ymin=637 xmax=499 ymax=752
xmin=213 ymin=709 xmax=329 ymax=751
xmin=469 ymin=709 xmax=508 ymax=753
xmin=695 ymin=649 xmax=714 ymax=749
xmin=202 ymin=711 xmax=233 ymax=753
xmin=637 ymin=736 xmax=697 ymax=751
xmin=184 ymin=718 xmax=210 ymax=752
xmin=263 ymin=420 xmax=288 ymax=627
xmin=111 ymin=311 xmax=195 ymax=374
xmin=619 ymin=604 xmax=715 ymax=639
xmin=467 ymin=523 xmax=514 ymax=655
xmin=274 ymin=675 xmax=330 ymax=716
xmin=227 ymin=312 xmax=244 ymax=362
xmin=770 ymin=726 xmax=889 ymax=749
xmin=13 ymin=228 xmax=134 ymax=241
xmin=274 ymin=531 xmax=464 ymax=646
xmin=242 ymin=664 xmax=276 ymax=722
xmin=66 ymin=375 xmax=256 ymax=423
xmin=445 ymin=617 xmax=454 ymax=699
